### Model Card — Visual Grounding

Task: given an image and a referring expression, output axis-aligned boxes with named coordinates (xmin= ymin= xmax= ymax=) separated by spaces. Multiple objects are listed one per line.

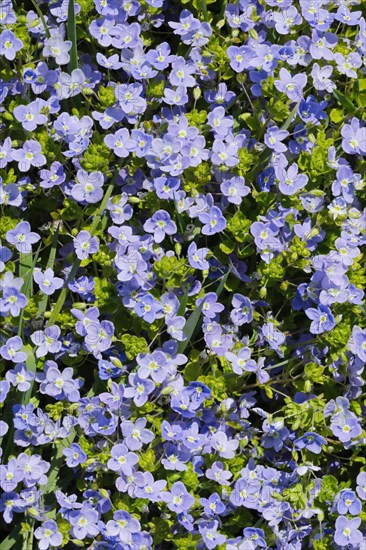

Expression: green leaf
xmin=317 ymin=475 xmax=339 ymax=504
xmin=333 ymin=90 xmax=357 ymax=113
xmin=0 ymin=525 xmax=22 ymax=550
xmin=121 ymin=334 xmax=149 ymax=360
xmin=354 ymin=79 xmax=366 ymax=107
xmin=219 ymin=239 xmax=235 ymax=255
xmin=313 ymin=537 xmax=334 ymax=550
xmin=304 ymin=363 xmax=327 ymax=384
xmin=282 ymin=482 xmax=312 ymax=509
xmin=330 ymin=108 xmax=344 ymax=123
xmin=47 ymin=258 xmax=81 ymax=326
xmin=184 ymin=359 xmax=202 ymax=381
xmin=227 ymin=211 xmax=251 ymax=243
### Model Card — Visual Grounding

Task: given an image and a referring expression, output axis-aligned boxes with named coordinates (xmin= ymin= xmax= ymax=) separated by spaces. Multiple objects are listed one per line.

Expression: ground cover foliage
xmin=0 ymin=0 xmax=366 ymax=548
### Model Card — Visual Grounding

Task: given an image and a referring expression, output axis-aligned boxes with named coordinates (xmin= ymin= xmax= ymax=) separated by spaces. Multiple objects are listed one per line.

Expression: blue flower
xmin=63 ymin=443 xmax=87 ymax=468
xmin=294 ymin=431 xmax=326 ymax=454
xmin=305 ymin=305 xmax=336 ymax=334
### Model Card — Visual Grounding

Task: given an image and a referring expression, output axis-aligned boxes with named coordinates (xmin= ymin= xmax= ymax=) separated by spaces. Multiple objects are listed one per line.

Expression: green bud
xmin=3 ymin=111 xmax=13 ymax=121
xmin=98 ymin=86 xmax=116 ymax=107
xmin=161 ymin=385 xmax=173 ymax=395
xmin=259 ymin=286 xmax=267 ymax=299
xmin=249 ymin=28 xmax=258 ymax=40
xmin=99 ymin=489 xmax=110 ymax=500
xmin=71 ymin=302 xmax=87 ymax=310
xmin=175 ymin=242 xmax=182 ymax=256
xmin=27 ymin=507 xmax=40 ymax=518
xmin=110 ymin=356 xmax=123 ymax=369
xmin=193 ymin=87 xmax=201 ymax=100
xmin=82 ymin=87 xmax=94 ymax=96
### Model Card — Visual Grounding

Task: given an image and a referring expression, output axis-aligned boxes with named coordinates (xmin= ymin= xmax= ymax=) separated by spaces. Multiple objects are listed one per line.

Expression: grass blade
xmin=178 ymin=302 xmax=203 ymax=354
xmin=251 ymin=101 xmax=300 ymax=179
xmin=47 ymin=259 xmax=80 ymax=327
xmin=19 ymin=252 xmax=34 ymax=295
xmin=178 ymin=269 xmax=231 ymax=354
xmin=67 ymin=0 xmax=78 ymax=72
xmin=2 ymin=346 xmax=37 ymax=462
xmin=43 ymin=429 xmax=76 ymax=499
xmin=281 ymin=100 xmax=301 ymax=131
xmin=47 ymin=183 xmax=114 ymax=326
xmin=18 ymin=243 xmax=42 ymax=337
xmin=20 ymin=345 xmax=37 ymax=406
xmin=201 ymin=0 xmax=208 ymax=21
xmin=38 ymin=225 xmax=59 ymax=317
xmin=30 ymin=0 xmax=51 ymax=39
xmin=216 ymin=267 xmax=231 ymax=297
xmin=177 ymin=285 xmax=189 ymax=317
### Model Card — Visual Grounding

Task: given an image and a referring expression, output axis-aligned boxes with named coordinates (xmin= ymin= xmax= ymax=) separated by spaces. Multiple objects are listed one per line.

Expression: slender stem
xmin=30 ymin=0 xmax=51 ymax=38
xmin=201 ymin=0 xmax=208 ymax=21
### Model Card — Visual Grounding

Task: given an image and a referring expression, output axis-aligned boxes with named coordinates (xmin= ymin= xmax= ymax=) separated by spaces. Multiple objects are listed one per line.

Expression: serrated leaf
xmin=317 ymin=475 xmax=339 ymax=503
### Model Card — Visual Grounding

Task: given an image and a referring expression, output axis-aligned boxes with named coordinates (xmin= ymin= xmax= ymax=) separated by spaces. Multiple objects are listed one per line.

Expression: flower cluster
xmin=0 ymin=0 xmax=365 ymax=548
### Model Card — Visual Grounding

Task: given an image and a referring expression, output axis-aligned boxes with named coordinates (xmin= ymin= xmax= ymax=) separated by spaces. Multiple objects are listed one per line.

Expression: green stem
xmin=201 ymin=0 xmax=208 ymax=21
